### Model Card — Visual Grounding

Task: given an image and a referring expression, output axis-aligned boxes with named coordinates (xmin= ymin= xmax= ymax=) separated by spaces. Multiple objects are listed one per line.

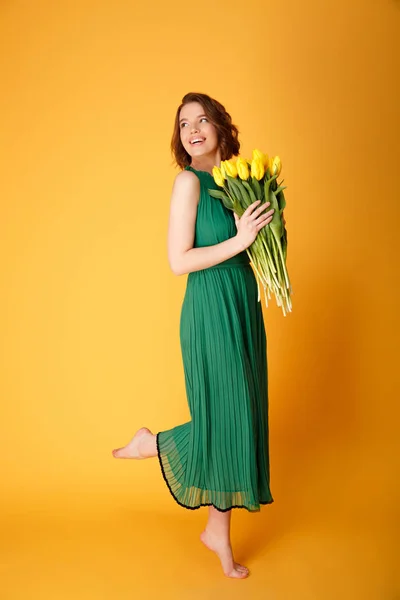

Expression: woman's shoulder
xmin=170 ymin=167 xmax=201 ymax=209
xmin=172 ymin=167 xmax=200 ymax=189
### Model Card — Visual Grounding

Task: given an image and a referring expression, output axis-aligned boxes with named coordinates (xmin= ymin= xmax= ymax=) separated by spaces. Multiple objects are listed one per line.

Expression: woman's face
xmin=179 ymin=101 xmax=219 ymax=160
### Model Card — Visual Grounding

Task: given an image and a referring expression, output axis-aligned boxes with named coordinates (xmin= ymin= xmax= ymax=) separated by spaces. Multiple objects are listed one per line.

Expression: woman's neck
xmin=190 ymin=151 xmax=221 ymax=174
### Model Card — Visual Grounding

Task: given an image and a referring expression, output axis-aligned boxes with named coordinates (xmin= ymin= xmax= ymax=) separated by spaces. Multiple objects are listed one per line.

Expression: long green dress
xmin=156 ymin=165 xmax=273 ymax=512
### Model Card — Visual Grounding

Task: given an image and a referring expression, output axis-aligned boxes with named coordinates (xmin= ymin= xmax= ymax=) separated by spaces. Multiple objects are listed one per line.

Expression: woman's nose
xmin=191 ymin=125 xmax=199 ymax=134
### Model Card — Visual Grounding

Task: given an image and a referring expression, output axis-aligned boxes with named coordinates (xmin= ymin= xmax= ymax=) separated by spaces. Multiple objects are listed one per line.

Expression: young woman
xmin=112 ymin=92 xmax=280 ymax=579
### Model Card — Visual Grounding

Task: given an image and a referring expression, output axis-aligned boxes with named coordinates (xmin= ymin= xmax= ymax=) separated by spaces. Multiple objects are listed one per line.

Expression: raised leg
xmin=200 ymin=506 xmax=249 ymax=579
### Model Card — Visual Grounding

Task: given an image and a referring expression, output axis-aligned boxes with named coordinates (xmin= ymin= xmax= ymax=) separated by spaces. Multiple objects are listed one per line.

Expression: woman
xmin=112 ymin=92 xmax=279 ymax=579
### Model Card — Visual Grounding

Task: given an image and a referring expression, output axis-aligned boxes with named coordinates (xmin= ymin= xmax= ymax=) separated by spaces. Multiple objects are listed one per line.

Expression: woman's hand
xmin=234 ymin=200 xmax=275 ymax=250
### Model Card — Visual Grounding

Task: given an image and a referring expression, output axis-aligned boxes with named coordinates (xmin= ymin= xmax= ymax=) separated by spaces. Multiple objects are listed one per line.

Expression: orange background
xmin=1 ymin=0 xmax=399 ymax=598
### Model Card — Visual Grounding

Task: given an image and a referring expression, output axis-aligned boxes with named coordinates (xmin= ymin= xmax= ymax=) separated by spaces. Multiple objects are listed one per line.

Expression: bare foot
xmin=200 ymin=529 xmax=249 ymax=579
xmin=112 ymin=427 xmax=153 ymax=459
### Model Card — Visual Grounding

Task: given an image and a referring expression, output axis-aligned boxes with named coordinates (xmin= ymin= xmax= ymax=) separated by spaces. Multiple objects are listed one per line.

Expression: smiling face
xmin=179 ymin=101 xmax=219 ymax=162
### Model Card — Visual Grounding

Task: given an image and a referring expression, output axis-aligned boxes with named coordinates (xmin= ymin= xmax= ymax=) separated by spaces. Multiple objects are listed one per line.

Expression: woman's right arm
xmin=167 ymin=170 xmax=274 ymax=276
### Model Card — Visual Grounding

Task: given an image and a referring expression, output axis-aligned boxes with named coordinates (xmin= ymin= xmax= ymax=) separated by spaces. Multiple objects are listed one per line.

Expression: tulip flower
xmin=220 ymin=161 xmax=227 ymax=179
xmin=269 ymin=156 xmax=282 ymax=177
xmin=208 ymin=148 xmax=292 ymax=315
xmin=212 ymin=166 xmax=225 ymax=187
xmin=251 ymin=157 xmax=265 ymax=181
xmin=236 ymin=157 xmax=250 ymax=180
xmin=223 ymin=159 xmax=238 ymax=178
xmin=252 ymin=148 xmax=269 ymax=167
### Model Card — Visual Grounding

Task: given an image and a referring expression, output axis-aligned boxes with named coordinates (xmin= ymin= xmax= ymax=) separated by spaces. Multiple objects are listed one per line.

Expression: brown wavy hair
xmin=171 ymin=92 xmax=240 ymax=169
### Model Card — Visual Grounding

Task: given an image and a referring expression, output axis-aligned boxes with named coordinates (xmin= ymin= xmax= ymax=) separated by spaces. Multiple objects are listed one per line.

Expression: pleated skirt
xmin=156 ymin=263 xmax=273 ymax=512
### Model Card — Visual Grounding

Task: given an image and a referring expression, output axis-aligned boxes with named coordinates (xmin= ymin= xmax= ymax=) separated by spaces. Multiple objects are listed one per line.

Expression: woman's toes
xmin=112 ymin=447 xmax=127 ymax=458
xmin=234 ymin=563 xmax=249 ymax=573
xmin=226 ymin=567 xmax=249 ymax=579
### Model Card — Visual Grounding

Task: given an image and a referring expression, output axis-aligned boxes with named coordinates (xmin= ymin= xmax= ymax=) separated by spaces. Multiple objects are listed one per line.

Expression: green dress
xmin=156 ymin=165 xmax=273 ymax=512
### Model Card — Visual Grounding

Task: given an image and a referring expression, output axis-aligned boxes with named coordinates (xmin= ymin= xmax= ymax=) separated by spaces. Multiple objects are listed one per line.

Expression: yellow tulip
xmin=236 ymin=157 xmax=250 ymax=180
xmin=274 ymin=156 xmax=282 ymax=176
xmin=212 ymin=166 xmax=225 ymax=187
xmin=269 ymin=156 xmax=282 ymax=177
xmin=223 ymin=159 xmax=238 ymax=178
xmin=251 ymin=157 xmax=265 ymax=180
xmin=252 ymin=148 xmax=269 ymax=167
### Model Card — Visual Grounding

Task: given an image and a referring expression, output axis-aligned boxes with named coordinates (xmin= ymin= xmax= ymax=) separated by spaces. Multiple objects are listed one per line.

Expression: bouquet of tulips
xmin=209 ymin=149 xmax=292 ymax=315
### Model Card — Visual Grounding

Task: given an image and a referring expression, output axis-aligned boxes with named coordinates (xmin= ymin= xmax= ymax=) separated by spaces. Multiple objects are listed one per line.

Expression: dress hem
xmin=156 ymin=432 xmax=274 ymax=513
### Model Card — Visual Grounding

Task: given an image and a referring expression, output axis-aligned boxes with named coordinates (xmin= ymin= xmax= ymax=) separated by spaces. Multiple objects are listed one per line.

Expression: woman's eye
xmin=180 ymin=118 xmax=207 ymax=129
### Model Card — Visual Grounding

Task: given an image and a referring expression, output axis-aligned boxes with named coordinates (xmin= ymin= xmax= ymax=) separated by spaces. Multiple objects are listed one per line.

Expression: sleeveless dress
xmin=156 ymin=165 xmax=273 ymax=512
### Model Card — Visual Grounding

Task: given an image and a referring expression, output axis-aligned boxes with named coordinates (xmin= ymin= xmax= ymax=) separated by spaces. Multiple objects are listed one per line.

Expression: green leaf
xmin=227 ymin=176 xmax=251 ymax=208
xmin=268 ymin=190 xmax=283 ymax=238
xmin=281 ymin=228 xmax=288 ymax=261
xmin=263 ymin=173 xmax=278 ymax=198
xmin=208 ymin=188 xmax=233 ymax=211
xmin=208 ymin=189 xmax=229 ymax=201
xmin=241 ymin=181 xmax=257 ymax=203
xmin=276 ymin=189 xmax=287 ymax=212
xmin=250 ymin=176 xmax=262 ymax=201
xmin=269 ymin=218 xmax=290 ymax=290
xmin=275 ymin=185 xmax=287 ymax=194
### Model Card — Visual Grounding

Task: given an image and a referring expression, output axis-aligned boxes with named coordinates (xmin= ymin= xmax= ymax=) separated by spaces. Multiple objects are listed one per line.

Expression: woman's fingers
xmin=240 ymin=200 xmax=277 ymax=232
xmin=252 ymin=201 xmax=271 ymax=218
xmin=243 ymin=200 xmax=262 ymax=217
xmin=255 ymin=210 xmax=274 ymax=228
xmin=243 ymin=200 xmax=272 ymax=219
xmin=254 ymin=207 xmax=274 ymax=224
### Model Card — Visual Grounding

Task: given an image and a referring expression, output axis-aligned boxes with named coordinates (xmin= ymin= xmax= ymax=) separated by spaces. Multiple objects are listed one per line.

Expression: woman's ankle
xmin=139 ymin=432 xmax=157 ymax=458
